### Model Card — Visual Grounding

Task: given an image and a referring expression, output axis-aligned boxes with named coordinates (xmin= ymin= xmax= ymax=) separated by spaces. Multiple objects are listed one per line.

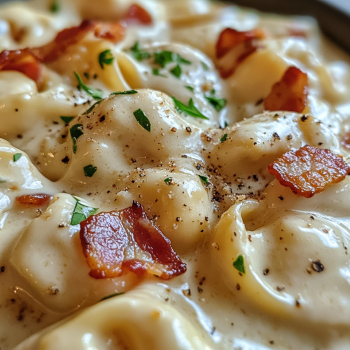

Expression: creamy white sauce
xmin=0 ymin=0 xmax=350 ymax=349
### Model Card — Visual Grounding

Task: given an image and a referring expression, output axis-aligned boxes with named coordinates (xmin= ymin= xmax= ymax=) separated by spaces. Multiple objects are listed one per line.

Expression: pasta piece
xmin=268 ymin=145 xmax=350 ymax=198
xmin=16 ymin=193 xmax=51 ymax=205
xmin=80 ymin=201 xmax=187 ymax=279
xmin=264 ymin=66 xmax=308 ymax=113
xmin=215 ymin=27 xmax=265 ymax=78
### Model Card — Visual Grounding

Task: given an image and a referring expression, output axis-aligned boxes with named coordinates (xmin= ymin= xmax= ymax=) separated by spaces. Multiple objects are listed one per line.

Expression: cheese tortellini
xmin=0 ymin=0 xmax=350 ymax=350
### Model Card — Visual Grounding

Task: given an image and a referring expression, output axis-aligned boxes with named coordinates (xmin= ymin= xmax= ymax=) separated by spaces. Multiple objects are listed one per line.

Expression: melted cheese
xmin=0 ymin=1 xmax=349 ymax=350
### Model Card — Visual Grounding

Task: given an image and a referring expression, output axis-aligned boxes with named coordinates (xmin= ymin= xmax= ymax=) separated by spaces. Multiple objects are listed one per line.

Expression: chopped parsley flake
xmin=164 ymin=177 xmax=172 ymax=184
xmin=70 ymin=124 xmax=83 ymax=154
xmin=205 ymin=95 xmax=227 ymax=111
xmin=74 ymin=72 xmax=103 ymax=100
xmin=198 ymin=175 xmax=208 ymax=185
xmin=71 ymin=197 xmax=98 ymax=226
xmin=154 ymin=50 xmax=191 ymax=68
xmin=98 ymin=49 xmax=114 ymax=69
xmin=133 ymin=108 xmax=151 ymax=132
xmin=185 ymin=86 xmax=194 ymax=92
xmin=170 ymin=64 xmax=182 ymax=78
xmin=233 ymin=254 xmax=245 ymax=274
xmin=110 ymin=90 xmax=138 ymax=95
xmin=152 ymin=68 xmax=166 ymax=77
xmin=50 ymin=0 xmax=60 ymax=13
xmin=201 ymin=61 xmax=209 ymax=71
xmin=172 ymin=97 xmax=208 ymax=120
xmin=220 ymin=134 xmax=228 ymax=142
xmin=130 ymin=41 xmax=151 ymax=61
xmin=83 ymin=100 xmax=102 ymax=115
xmin=84 ymin=164 xmax=97 ymax=177
xmin=60 ymin=116 xmax=75 ymax=123
xmin=13 ymin=153 xmax=22 ymax=162
xmin=100 ymin=292 xmax=125 ymax=301
xmin=224 ymin=121 xmax=229 ymax=128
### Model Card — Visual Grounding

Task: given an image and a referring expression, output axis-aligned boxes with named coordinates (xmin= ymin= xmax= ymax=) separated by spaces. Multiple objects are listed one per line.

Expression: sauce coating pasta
xmin=0 ymin=1 xmax=350 ymax=350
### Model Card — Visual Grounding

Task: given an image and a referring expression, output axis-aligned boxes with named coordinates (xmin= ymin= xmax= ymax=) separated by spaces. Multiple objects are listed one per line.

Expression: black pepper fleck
xmin=311 ymin=260 xmax=324 ymax=273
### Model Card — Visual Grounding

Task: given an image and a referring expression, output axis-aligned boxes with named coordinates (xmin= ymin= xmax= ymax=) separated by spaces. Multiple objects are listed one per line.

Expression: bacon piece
xmin=268 ymin=145 xmax=350 ymax=198
xmin=30 ymin=20 xmax=96 ymax=63
xmin=16 ymin=194 xmax=52 ymax=205
xmin=80 ymin=201 xmax=187 ymax=279
xmin=94 ymin=22 xmax=126 ymax=43
xmin=0 ymin=49 xmax=43 ymax=85
xmin=264 ymin=66 xmax=308 ymax=113
xmin=123 ymin=4 xmax=153 ymax=25
xmin=215 ymin=27 xmax=265 ymax=78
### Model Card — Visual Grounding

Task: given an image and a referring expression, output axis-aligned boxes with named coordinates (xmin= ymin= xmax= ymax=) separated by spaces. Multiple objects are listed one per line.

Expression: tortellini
xmin=1 ymin=0 xmax=350 ymax=349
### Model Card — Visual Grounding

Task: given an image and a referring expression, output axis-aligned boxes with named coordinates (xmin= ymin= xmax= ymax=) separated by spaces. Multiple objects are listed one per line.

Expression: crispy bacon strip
xmin=215 ymin=27 xmax=265 ymax=78
xmin=0 ymin=49 xmax=42 ymax=85
xmin=80 ymin=201 xmax=187 ymax=279
xmin=94 ymin=22 xmax=126 ymax=43
xmin=16 ymin=194 xmax=52 ymax=205
xmin=268 ymin=145 xmax=350 ymax=198
xmin=124 ymin=4 xmax=153 ymax=25
xmin=30 ymin=20 xmax=97 ymax=63
xmin=264 ymin=66 xmax=308 ymax=113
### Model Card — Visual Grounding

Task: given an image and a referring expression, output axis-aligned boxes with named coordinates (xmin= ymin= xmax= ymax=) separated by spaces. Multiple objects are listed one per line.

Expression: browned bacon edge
xmin=264 ymin=66 xmax=308 ymax=113
xmin=268 ymin=145 xmax=350 ymax=198
xmin=80 ymin=201 xmax=187 ymax=280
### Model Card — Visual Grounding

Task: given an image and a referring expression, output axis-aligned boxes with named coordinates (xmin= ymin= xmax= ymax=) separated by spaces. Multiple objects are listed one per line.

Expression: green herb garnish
xmin=201 ymin=61 xmax=209 ymax=71
xmin=224 ymin=121 xmax=229 ymax=128
xmin=100 ymin=292 xmax=125 ymax=301
xmin=152 ymin=68 xmax=166 ymax=77
xmin=205 ymin=96 xmax=227 ymax=112
xmin=164 ymin=177 xmax=172 ymax=184
xmin=84 ymin=165 xmax=97 ymax=177
xmin=185 ymin=86 xmax=194 ymax=92
xmin=71 ymin=198 xmax=98 ymax=226
xmin=50 ymin=0 xmax=60 ymax=13
xmin=130 ymin=42 xmax=151 ymax=61
xmin=198 ymin=175 xmax=208 ymax=185
xmin=133 ymin=108 xmax=151 ymax=132
xmin=98 ymin=49 xmax=114 ymax=69
xmin=172 ymin=97 xmax=208 ymax=120
xmin=60 ymin=116 xmax=75 ymax=123
xmin=13 ymin=153 xmax=22 ymax=162
xmin=110 ymin=90 xmax=138 ymax=95
xmin=70 ymin=124 xmax=83 ymax=154
xmin=74 ymin=72 xmax=103 ymax=100
xmin=170 ymin=64 xmax=182 ymax=78
xmin=154 ymin=51 xmax=191 ymax=68
xmin=220 ymin=134 xmax=228 ymax=142
xmin=83 ymin=100 xmax=102 ymax=115
xmin=233 ymin=254 xmax=245 ymax=274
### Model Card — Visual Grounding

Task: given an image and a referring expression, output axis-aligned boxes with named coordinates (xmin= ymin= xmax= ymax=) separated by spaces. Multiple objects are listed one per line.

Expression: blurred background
xmin=219 ymin=0 xmax=350 ymax=52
